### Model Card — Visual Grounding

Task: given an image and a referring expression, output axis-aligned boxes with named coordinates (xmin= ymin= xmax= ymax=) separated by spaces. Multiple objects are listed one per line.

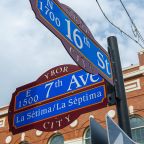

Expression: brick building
xmin=0 ymin=50 xmax=144 ymax=144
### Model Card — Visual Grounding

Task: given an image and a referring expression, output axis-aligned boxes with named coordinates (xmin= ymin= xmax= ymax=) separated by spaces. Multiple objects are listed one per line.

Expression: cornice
xmin=123 ymin=66 xmax=144 ymax=79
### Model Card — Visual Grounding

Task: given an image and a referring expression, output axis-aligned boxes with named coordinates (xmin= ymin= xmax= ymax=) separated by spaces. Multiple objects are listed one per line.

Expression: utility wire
xmin=119 ymin=0 xmax=144 ymax=45
xmin=95 ymin=0 xmax=144 ymax=49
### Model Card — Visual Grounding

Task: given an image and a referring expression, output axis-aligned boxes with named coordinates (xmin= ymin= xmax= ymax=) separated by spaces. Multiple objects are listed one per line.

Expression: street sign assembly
xmin=29 ymin=0 xmax=113 ymax=85
xmin=106 ymin=115 xmax=136 ymax=144
xmin=8 ymin=65 xmax=108 ymax=134
xmin=90 ymin=117 xmax=108 ymax=144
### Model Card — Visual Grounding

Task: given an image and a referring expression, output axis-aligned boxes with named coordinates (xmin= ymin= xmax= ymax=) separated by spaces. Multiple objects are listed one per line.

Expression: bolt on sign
xmin=29 ymin=0 xmax=113 ymax=85
xmin=8 ymin=65 xmax=108 ymax=134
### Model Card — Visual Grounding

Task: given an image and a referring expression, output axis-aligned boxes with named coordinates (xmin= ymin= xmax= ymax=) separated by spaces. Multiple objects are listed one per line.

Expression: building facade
xmin=0 ymin=50 xmax=144 ymax=144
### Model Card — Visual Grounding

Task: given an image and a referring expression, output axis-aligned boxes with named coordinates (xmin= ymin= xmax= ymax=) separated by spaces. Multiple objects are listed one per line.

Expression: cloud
xmin=0 ymin=0 xmax=144 ymax=107
xmin=0 ymin=0 xmax=74 ymax=106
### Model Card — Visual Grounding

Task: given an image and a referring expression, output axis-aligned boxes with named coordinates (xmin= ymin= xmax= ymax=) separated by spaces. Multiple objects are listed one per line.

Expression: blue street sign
xmin=9 ymin=65 xmax=108 ymax=134
xmin=30 ymin=0 xmax=113 ymax=85
xmin=14 ymin=85 xmax=105 ymax=128
xmin=15 ymin=69 xmax=103 ymax=111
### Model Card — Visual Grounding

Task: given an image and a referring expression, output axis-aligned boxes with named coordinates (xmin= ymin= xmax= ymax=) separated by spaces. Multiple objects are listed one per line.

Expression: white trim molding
xmin=64 ymin=138 xmax=82 ymax=144
xmin=0 ymin=109 xmax=8 ymax=116
xmin=123 ymin=64 xmax=139 ymax=71
xmin=125 ymin=79 xmax=141 ymax=92
xmin=0 ymin=117 xmax=6 ymax=128
xmin=123 ymin=68 xmax=144 ymax=79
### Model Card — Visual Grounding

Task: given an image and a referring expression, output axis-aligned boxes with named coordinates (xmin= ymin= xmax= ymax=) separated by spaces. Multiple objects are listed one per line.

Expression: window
xmin=19 ymin=141 xmax=30 ymax=144
xmin=49 ymin=134 xmax=64 ymax=144
xmin=130 ymin=115 xmax=144 ymax=144
xmin=83 ymin=127 xmax=91 ymax=144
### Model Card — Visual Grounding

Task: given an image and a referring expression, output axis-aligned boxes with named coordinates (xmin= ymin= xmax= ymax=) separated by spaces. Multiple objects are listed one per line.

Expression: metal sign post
xmin=107 ymin=36 xmax=132 ymax=138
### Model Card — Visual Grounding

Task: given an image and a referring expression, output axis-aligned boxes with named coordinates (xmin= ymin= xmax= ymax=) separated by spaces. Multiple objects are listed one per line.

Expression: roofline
xmin=123 ymin=66 xmax=144 ymax=79
xmin=122 ymin=64 xmax=139 ymax=71
xmin=0 ymin=109 xmax=8 ymax=116
xmin=0 ymin=105 xmax=8 ymax=110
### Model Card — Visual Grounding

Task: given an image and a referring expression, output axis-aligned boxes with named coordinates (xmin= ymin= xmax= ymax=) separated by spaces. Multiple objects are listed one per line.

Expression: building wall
xmin=0 ymin=50 xmax=144 ymax=144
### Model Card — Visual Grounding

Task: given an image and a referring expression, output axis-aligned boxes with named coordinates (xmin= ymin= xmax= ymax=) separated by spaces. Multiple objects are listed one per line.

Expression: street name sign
xmin=8 ymin=65 xmax=108 ymax=134
xmin=29 ymin=0 xmax=113 ymax=85
xmin=106 ymin=115 xmax=137 ymax=144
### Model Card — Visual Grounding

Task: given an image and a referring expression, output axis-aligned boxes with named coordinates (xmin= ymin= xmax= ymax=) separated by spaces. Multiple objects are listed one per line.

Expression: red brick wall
xmin=0 ymin=52 xmax=144 ymax=144
xmin=138 ymin=51 xmax=144 ymax=66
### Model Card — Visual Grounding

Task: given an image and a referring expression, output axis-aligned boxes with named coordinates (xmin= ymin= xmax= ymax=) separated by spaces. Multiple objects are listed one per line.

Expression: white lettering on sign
xmin=65 ymin=19 xmax=90 ymax=49
xmin=16 ymin=115 xmax=25 ymax=124
xmin=45 ymin=79 xmax=63 ymax=98
xmin=18 ymin=90 xmax=39 ymax=108
xmin=97 ymin=51 xmax=111 ymax=75
xmin=65 ymin=115 xmax=70 ymax=122
xmin=40 ymin=0 xmax=53 ymax=11
xmin=46 ymin=0 xmax=53 ymax=10
xmin=14 ymin=88 xmax=104 ymax=130
xmin=45 ymin=82 xmax=54 ymax=98
xmin=67 ymin=75 xmax=81 ymax=91
xmin=43 ymin=114 xmax=70 ymax=130
xmin=17 ymin=71 xmax=100 ymax=109
xmin=44 ymin=72 xmax=100 ymax=100
xmin=36 ymin=0 xmax=112 ymax=84
xmin=68 ymin=91 xmax=102 ymax=107
xmin=67 ymin=73 xmax=99 ymax=91
xmin=39 ymin=0 xmax=61 ymax=27
xmin=26 ymin=90 xmax=31 ymax=97
xmin=44 ymin=66 xmax=68 ymax=79
xmin=24 ymin=102 xmax=66 ymax=122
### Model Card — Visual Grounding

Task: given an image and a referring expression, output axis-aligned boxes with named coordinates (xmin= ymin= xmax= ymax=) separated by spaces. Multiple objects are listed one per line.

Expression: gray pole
xmin=107 ymin=36 xmax=132 ymax=138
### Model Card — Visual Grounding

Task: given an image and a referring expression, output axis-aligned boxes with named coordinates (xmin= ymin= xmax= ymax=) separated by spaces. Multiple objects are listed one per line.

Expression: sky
xmin=0 ymin=0 xmax=144 ymax=107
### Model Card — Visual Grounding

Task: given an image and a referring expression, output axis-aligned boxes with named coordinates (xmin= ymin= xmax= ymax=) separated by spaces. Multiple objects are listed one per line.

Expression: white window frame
xmin=83 ymin=127 xmax=91 ymax=144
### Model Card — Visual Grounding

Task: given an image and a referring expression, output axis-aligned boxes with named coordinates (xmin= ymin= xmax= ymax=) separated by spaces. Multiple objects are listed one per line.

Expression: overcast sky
xmin=0 ymin=0 xmax=144 ymax=107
